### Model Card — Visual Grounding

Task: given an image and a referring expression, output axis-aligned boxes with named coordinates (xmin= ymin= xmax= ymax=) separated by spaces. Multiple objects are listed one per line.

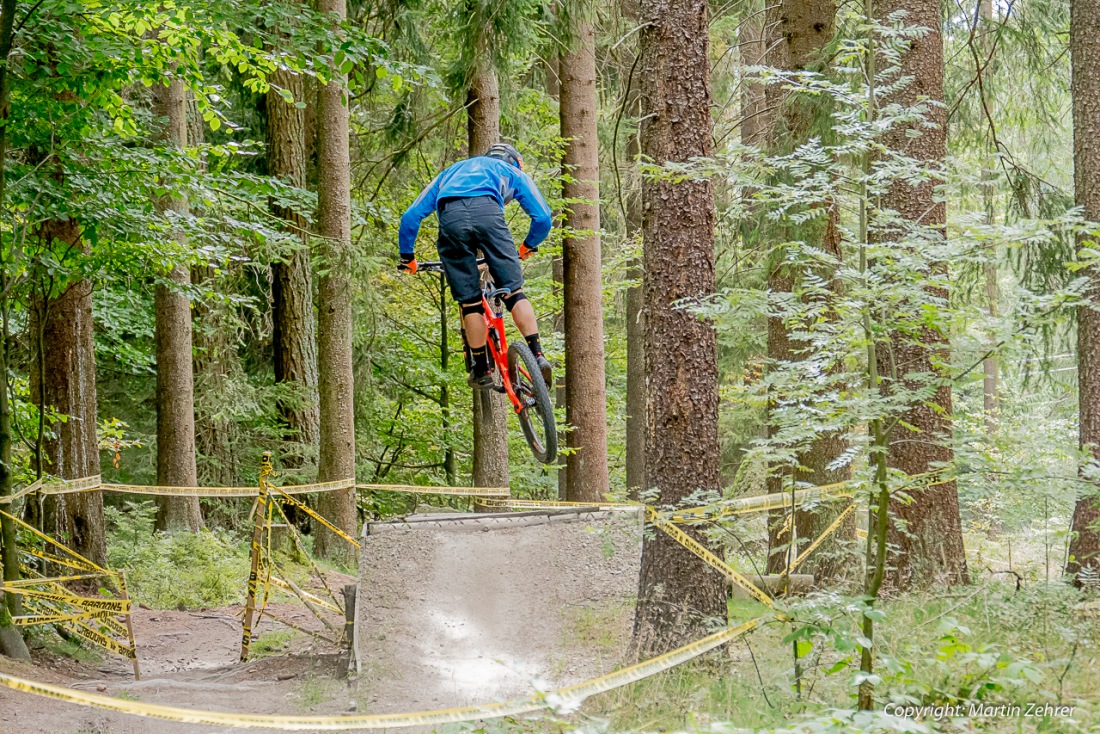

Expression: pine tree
xmin=315 ymin=0 xmax=358 ymax=560
xmin=632 ymin=0 xmax=726 ymax=655
xmin=560 ymin=9 xmax=609 ymax=501
xmin=1067 ymin=0 xmax=1100 ymax=584
xmin=761 ymin=0 xmax=855 ymax=581
xmin=152 ymin=74 xmax=203 ymax=532
xmin=267 ymin=21 xmax=320 ymax=466
xmin=875 ymin=0 xmax=968 ymax=588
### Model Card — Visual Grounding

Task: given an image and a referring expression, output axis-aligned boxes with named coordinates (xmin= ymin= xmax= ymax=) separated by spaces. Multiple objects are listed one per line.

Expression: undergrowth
xmin=105 ymin=502 xmax=251 ymax=609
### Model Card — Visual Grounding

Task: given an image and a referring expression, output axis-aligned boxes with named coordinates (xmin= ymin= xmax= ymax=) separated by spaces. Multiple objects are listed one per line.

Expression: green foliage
xmin=104 ymin=502 xmax=250 ymax=609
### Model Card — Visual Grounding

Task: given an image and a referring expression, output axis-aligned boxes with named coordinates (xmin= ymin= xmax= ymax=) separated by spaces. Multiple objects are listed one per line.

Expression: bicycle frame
xmin=480 ymin=291 xmax=528 ymax=414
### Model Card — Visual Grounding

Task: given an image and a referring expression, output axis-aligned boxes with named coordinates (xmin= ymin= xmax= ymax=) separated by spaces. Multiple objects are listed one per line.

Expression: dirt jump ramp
xmin=356 ymin=506 xmax=642 ymax=713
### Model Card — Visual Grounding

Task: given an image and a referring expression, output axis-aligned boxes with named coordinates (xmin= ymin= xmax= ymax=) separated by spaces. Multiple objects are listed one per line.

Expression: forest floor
xmin=0 ymin=508 xmax=643 ymax=734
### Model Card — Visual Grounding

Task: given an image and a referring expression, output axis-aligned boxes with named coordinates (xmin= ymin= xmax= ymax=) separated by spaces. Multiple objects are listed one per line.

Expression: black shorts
xmin=436 ymin=196 xmax=524 ymax=304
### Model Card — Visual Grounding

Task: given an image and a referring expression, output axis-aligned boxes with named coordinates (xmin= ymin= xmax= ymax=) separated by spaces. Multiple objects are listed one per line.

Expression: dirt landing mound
xmin=356 ymin=508 xmax=642 ymax=713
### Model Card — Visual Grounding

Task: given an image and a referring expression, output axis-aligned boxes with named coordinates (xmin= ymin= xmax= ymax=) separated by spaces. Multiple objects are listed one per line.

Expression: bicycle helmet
xmin=485 ymin=142 xmax=524 ymax=170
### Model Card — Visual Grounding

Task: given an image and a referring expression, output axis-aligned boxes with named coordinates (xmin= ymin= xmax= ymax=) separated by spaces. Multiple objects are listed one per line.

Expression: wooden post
xmin=118 ymin=569 xmax=140 ymax=680
xmin=343 ymin=583 xmax=358 ymax=675
xmin=240 ymin=452 xmax=273 ymax=662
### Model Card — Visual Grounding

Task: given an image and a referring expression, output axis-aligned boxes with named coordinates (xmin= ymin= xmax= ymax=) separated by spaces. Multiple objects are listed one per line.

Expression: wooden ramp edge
xmin=363 ymin=505 xmax=642 ymax=537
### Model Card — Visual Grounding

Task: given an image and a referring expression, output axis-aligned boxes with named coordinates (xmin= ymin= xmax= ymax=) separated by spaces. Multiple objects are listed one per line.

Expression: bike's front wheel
xmin=507 ymin=342 xmax=557 ymax=464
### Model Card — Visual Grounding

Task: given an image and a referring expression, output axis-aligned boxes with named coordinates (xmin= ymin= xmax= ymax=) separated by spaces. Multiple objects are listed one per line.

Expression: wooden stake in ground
xmin=560 ymin=17 xmax=609 ymax=503
xmin=152 ymin=73 xmax=203 ymax=532
xmin=632 ymin=0 xmax=726 ymax=656
xmin=315 ymin=0 xmax=358 ymax=561
xmin=1067 ymin=0 xmax=1100 ymax=584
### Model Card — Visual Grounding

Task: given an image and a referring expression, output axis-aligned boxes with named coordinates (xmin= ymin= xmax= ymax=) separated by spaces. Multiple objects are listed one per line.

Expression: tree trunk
xmin=876 ymin=0 xmax=968 ymax=589
xmin=560 ymin=21 xmax=609 ymax=502
xmin=30 ymin=227 xmax=106 ymax=569
xmin=152 ymin=76 xmax=203 ymax=532
xmin=624 ymin=135 xmax=646 ymax=500
xmin=315 ymin=0 xmax=357 ymax=560
xmin=632 ymin=0 xmax=726 ymax=656
xmin=0 ymin=0 xmax=30 ymax=661
xmin=1067 ymin=0 xmax=1100 ymax=584
xmin=267 ymin=56 xmax=320 ymax=465
xmin=467 ymin=68 xmax=510 ymax=490
xmin=761 ymin=0 xmax=854 ymax=582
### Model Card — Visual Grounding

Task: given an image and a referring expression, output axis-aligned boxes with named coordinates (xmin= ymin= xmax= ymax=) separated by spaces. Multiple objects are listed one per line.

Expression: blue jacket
xmin=399 ymin=156 xmax=553 ymax=255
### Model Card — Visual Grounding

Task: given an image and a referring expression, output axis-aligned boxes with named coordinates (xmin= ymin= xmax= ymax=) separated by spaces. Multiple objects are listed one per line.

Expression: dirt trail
xmin=0 ymin=508 xmax=642 ymax=733
xmin=356 ymin=508 xmax=642 ymax=712
xmin=0 ymin=603 xmax=356 ymax=734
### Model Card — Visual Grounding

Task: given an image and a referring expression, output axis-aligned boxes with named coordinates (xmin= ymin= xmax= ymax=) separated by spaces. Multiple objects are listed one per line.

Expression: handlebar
xmin=417 ymin=258 xmax=485 ymax=274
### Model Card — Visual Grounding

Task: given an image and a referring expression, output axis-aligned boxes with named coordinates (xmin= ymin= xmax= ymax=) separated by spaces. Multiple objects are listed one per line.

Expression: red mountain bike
xmin=418 ymin=260 xmax=558 ymax=464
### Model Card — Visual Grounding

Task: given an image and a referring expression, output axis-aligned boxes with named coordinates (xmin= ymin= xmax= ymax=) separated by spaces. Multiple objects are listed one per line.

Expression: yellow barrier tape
xmin=12 ymin=608 xmax=120 ymax=627
xmin=1 ymin=573 xmax=107 ymax=588
xmin=20 ymin=547 xmax=102 ymax=575
xmin=667 ymin=467 xmax=955 ymax=524
xmin=268 ymin=575 xmax=344 ymax=617
xmin=668 ymin=483 xmax=856 ymax=524
xmin=479 ymin=498 xmax=637 ymax=510
xmin=14 ymin=475 xmax=356 ymax=499
xmin=1 ymin=586 xmax=128 ymax=613
xmin=61 ymin=619 xmax=137 ymax=660
xmin=101 ymin=478 xmax=356 ymax=498
xmin=260 ymin=610 xmax=340 ymax=646
xmin=274 ymin=490 xmax=361 ymax=549
xmin=788 ymin=502 xmax=857 ymax=573
xmin=0 ymin=617 xmax=760 ymax=729
xmin=358 ymin=484 xmax=511 ymax=498
xmin=37 ymin=475 xmax=104 ymax=496
xmin=0 ymin=478 xmax=44 ymax=505
xmin=645 ymin=508 xmax=774 ymax=607
xmin=2 ymin=509 xmax=111 ymax=575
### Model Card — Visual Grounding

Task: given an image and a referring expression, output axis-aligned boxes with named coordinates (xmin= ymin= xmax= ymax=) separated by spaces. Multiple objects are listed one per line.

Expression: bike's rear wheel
xmin=507 ymin=342 xmax=557 ymax=464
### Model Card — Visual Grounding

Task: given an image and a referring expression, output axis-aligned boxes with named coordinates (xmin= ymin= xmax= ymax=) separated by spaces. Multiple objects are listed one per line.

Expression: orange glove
xmin=518 ymin=242 xmax=537 ymax=261
xmin=398 ymin=254 xmax=418 ymax=274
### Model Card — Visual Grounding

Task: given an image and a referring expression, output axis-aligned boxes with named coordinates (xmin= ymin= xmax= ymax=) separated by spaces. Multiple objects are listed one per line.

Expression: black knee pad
xmin=502 ymin=291 xmax=528 ymax=312
xmin=461 ymin=300 xmax=486 ymax=318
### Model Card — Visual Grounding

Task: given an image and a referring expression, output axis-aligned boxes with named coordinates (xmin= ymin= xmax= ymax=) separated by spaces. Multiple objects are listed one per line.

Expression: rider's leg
xmin=463 ymin=303 xmax=489 ymax=349
xmin=461 ymin=301 xmax=492 ymax=388
xmin=503 ymin=291 xmax=552 ymax=385
xmin=503 ymin=289 xmax=538 ymax=337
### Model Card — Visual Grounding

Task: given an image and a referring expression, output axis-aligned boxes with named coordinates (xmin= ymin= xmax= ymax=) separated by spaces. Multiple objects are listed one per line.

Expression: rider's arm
xmin=398 ymin=175 xmax=442 ymax=255
xmin=510 ymin=171 xmax=553 ymax=249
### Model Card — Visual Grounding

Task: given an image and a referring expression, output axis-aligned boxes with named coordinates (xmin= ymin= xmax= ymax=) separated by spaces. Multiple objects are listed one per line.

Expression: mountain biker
xmin=397 ymin=142 xmax=554 ymax=390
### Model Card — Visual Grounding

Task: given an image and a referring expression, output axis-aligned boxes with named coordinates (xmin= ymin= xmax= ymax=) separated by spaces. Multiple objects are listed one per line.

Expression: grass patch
xmin=296 ymin=673 xmax=335 ymax=711
xmin=250 ymin=629 xmax=297 ymax=659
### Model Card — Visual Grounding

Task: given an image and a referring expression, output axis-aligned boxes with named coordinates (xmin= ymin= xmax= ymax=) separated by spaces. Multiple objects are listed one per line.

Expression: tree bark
xmin=875 ymin=0 xmax=968 ymax=589
xmin=1067 ymin=0 xmax=1100 ymax=584
xmin=152 ymin=76 xmax=203 ymax=532
xmin=632 ymin=0 xmax=726 ymax=656
xmin=624 ymin=134 xmax=646 ymax=500
xmin=761 ymin=0 xmax=854 ymax=582
xmin=30 ymin=226 xmax=106 ymax=569
xmin=0 ymin=0 xmax=30 ymax=661
xmin=267 ymin=57 xmax=320 ymax=464
xmin=560 ymin=20 xmax=609 ymax=502
xmin=467 ymin=68 xmax=510 ymax=490
xmin=315 ymin=0 xmax=357 ymax=561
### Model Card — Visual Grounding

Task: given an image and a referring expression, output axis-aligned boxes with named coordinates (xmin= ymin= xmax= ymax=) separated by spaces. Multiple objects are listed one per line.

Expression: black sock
xmin=471 ymin=345 xmax=490 ymax=376
xmin=525 ymin=333 xmax=543 ymax=356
